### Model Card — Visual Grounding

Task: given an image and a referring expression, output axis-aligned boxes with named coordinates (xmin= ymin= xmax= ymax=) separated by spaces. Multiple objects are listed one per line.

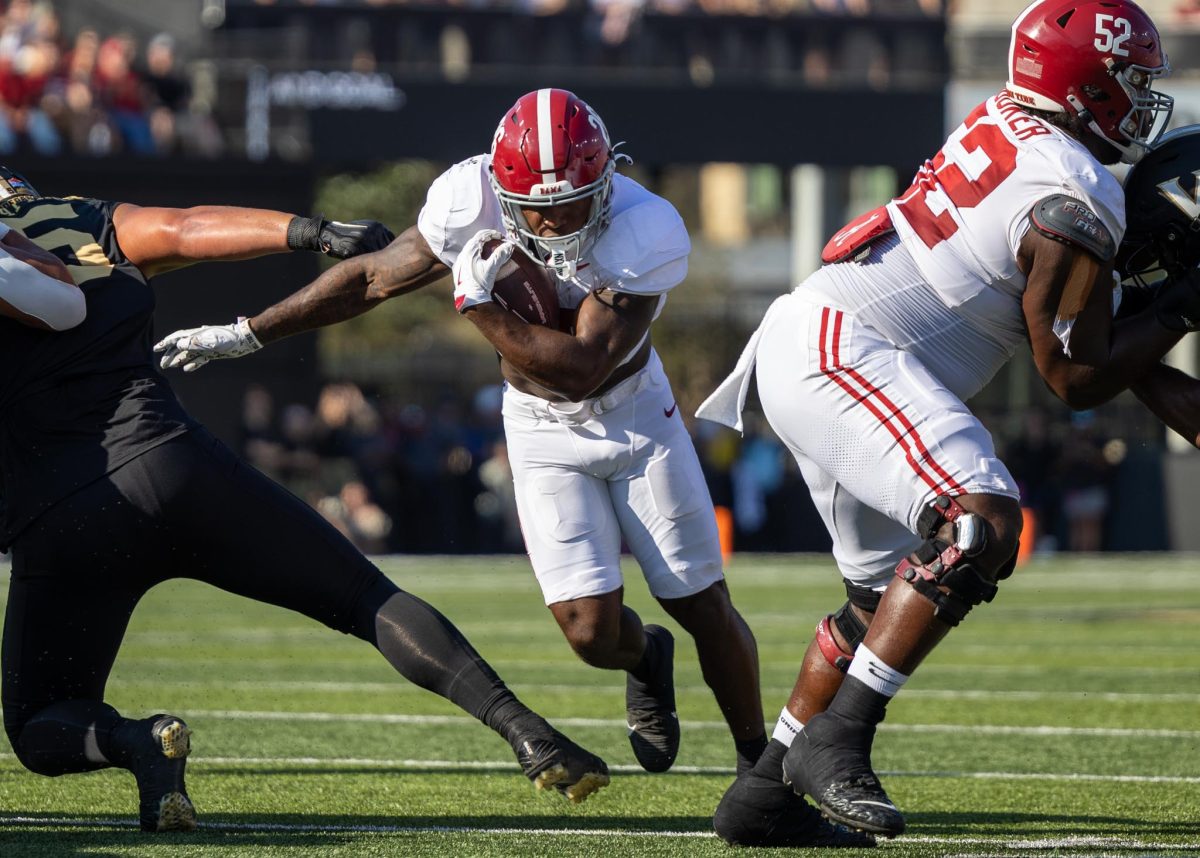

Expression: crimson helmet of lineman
xmin=1006 ymin=0 xmax=1172 ymax=164
xmin=489 ymin=88 xmax=621 ymax=279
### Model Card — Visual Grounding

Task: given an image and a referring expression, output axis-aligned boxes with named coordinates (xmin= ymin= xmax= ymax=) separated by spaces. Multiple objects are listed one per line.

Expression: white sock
xmin=846 ymin=642 xmax=909 ymax=698
xmin=770 ymin=706 xmax=804 ymax=747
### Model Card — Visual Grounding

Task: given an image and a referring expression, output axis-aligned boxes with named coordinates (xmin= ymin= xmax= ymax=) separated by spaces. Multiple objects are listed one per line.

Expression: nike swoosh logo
xmin=664 ymin=402 xmax=677 ymax=418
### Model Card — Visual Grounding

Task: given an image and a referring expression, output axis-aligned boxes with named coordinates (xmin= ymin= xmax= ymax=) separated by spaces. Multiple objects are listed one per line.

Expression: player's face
xmin=520 ymin=198 xmax=592 ymax=238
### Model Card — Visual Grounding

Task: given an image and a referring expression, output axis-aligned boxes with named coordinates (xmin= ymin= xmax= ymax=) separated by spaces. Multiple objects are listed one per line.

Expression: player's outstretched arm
xmin=249 ymin=224 xmax=448 ymax=343
xmin=1131 ymin=362 xmax=1200 ymax=448
xmin=155 ymin=224 xmax=448 ymax=372
xmin=0 ymin=226 xmax=85 ymax=331
xmin=1021 ymin=229 xmax=1185 ymax=410
xmin=111 ymin=203 xmax=394 ymax=279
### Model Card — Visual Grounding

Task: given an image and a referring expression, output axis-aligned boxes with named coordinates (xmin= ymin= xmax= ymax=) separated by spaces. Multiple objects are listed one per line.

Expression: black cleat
xmin=514 ymin=726 xmax=610 ymax=804
xmin=781 ymin=712 xmax=905 ymax=838
xmin=130 ymin=714 xmax=196 ymax=832
xmin=625 ymin=624 xmax=680 ymax=773
xmin=714 ymin=739 xmax=876 ymax=848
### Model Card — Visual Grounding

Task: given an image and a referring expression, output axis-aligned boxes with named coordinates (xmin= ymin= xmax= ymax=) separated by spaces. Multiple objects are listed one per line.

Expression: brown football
xmin=483 ymin=239 xmax=559 ymax=328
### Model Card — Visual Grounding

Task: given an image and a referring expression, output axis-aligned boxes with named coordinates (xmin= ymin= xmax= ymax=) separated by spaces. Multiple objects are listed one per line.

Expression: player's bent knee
xmin=658 ymin=581 xmax=731 ymax=632
xmin=975 ymin=494 xmax=1023 ymax=563
xmin=564 ymin=623 xmax=622 ymax=666
xmin=9 ymin=721 xmax=69 ymax=777
xmin=896 ymin=494 xmax=1018 ymax=627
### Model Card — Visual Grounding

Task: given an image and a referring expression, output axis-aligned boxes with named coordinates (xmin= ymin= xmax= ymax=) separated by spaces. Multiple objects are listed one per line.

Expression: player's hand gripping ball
xmin=453 ymin=229 xmax=559 ymax=327
xmin=484 ymin=239 xmax=559 ymax=328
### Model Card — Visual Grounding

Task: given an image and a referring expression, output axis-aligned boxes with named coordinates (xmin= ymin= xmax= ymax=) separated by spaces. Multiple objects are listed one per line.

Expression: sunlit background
xmin=9 ymin=0 xmax=1198 ymax=556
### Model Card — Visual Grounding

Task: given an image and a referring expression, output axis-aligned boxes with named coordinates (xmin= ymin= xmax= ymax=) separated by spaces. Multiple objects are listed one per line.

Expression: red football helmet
xmin=1007 ymin=0 xmax=1172 ymax=164
xmin=489 ymin=89 xmax=619 ymax=278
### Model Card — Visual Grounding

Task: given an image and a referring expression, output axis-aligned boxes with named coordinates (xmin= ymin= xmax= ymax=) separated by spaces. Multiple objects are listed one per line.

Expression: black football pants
xmin=2 ymin=427 xmax=514 ymax=774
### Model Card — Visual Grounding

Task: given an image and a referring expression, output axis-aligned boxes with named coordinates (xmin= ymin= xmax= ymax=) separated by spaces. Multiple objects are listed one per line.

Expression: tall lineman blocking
xmin=700 ymin=0 xmax=1196 ymax=844
xmin=0 ymin=172 xmax=609 ymax=833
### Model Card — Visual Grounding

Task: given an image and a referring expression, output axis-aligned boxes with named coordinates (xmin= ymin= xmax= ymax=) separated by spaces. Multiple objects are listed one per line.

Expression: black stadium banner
xmin=302 ymin=80 xmax=946 ymax=171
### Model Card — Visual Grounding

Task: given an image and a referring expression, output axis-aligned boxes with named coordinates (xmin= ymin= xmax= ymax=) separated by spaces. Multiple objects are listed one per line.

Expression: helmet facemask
xmin=1072 ymin=58 xmax=1173 ymax=165
xmin=1117 ymin=125 xmax=1200 ymax=290
xmin=490 ymin=157 xmax=616 ymax=280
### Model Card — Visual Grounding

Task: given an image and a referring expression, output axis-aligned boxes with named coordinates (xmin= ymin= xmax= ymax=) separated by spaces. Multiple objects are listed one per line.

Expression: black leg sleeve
xmin=10 ymin=700 xmax=127 ymax=777
xmin=356 ymin=577 xmax=543 ymax=746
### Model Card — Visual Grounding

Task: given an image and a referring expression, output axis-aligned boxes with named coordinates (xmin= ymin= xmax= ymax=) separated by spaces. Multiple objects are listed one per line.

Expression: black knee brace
xmin=814 ymin=582 xmax=881 ymax=673
xmin=895 ymin=494 xmax=1002 ymax=628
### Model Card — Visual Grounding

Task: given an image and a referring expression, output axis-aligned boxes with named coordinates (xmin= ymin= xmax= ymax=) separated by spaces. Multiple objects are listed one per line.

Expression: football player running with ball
xmin=155 ymin=89 xmax=823 ymax=834
xmin=0 ymin=171 xmax=610 ymax=834
xmin=698 ymin=0 xmax=1194 ymax=844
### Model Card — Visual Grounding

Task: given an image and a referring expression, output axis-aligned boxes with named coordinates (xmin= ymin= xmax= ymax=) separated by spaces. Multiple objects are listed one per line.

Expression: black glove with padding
xmin=287 ymin=215 xmax=395 ymax=259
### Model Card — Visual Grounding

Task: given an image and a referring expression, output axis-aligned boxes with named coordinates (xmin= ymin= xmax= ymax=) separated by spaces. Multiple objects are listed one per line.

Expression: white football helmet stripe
xmin=536 ymin=88 xmax=556 ymax=178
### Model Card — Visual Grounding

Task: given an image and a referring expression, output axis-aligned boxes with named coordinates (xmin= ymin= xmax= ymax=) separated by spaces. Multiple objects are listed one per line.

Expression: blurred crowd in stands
xmin=239 ymin=381 xmax=1124 ymax=557
xmin=0 ymin=0 xmax=946 ymax=158
xmin=238 ymin=0 xmax=944 ymax=16
xmin=0 ymin=0 xmax=221 ymax=156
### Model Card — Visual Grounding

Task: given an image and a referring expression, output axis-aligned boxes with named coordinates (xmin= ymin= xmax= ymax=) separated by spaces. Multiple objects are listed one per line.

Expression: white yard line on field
xmin=174 ymin=708 xmax=1200 ymax=740
xmin=104 ymin=677 xmax=1200 ymax=703
xmin=1 ymin=815 xmax=1198 ymax=851
xmin=5 ymin=750 xmax=1196 ymax=783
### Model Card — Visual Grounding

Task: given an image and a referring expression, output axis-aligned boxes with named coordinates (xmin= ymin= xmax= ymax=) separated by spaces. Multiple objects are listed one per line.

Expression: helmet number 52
xmin=1094 ymin=15 xmax=1131 ymax=57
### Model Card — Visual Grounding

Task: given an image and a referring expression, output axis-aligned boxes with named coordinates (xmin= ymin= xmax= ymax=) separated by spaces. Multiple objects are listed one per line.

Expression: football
xmin=484 ymin=239 xmax=560 ymax=328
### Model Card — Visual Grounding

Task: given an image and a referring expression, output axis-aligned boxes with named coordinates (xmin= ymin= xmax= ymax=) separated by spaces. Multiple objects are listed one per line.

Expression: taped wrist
xmin=287 ymin=215 xmax=325 ymax=252
xmin=235 ymin=317 xmax=263 ymax=352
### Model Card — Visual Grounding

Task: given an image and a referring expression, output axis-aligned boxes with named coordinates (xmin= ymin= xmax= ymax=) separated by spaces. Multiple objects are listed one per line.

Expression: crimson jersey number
xmin=894 ymin=108 xmax=1018 ymax=249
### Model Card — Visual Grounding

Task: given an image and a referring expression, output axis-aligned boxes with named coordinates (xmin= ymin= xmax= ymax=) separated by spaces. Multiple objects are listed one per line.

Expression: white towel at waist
xmin=694 ymin=319 xmax=765 ymax=435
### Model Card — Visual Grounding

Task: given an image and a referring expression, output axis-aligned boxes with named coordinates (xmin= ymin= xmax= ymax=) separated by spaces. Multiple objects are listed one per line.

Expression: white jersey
xmin=417 ymin=155 xmax=690 ymax=319
xmin=806 ymin=93 xmax=1124 ymax=398
xmin=420 ymin=158 xmax=718 ymax=605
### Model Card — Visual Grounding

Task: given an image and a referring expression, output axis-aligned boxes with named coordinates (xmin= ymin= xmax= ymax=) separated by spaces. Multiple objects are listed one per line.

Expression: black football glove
xmin=1153 ymin=268 xmax=1200 ymax=332
xmin=287 ymin=215 xmax=395 ymax=259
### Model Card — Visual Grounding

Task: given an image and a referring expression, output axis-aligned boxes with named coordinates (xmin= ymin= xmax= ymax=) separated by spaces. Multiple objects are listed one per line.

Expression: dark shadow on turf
xmin=0 ymin=810 xmax=716 ymax=834
xmin=0 ymin=816 xmax=352 ymax=856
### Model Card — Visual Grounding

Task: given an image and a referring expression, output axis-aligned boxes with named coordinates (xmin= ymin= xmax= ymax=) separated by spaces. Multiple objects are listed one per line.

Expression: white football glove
xmin=153 ymin=318 xmax=263 ymax=373
xmin=452 ymin=229 xmax=514 ymax=313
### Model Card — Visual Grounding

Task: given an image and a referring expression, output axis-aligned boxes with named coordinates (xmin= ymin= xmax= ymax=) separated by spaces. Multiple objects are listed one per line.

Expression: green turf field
xmin=1 ymin=553 xmax=1198 ymax=856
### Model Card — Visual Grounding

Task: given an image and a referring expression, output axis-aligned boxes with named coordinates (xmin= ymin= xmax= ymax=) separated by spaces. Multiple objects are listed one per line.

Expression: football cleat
xmin=781 ymin=712 xmax=905 ymax=838
xmin=514 ymin=726 xmax=610 ymax=804
xmin=130 ymin=714 xmax=196 ymax=832
xmin=625 ymin=624 xmax=680 ymax=773
xmin=714 ymin=739 xmax=877 ymax=848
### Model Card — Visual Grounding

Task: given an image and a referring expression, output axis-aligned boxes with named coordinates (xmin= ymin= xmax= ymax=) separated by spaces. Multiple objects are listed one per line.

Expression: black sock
xmin=13 ymin=700 xmax=127 ymax=776
xmin=751 ymin=738 xmax=787 ymax=781
xmin=477 ymin=692 xmax=549 ymax=749
xmin=735 ymin=734 xmax=769 ymax=776
xmin=826 ymin=675 xmax=890 ymax=727
xmin=628 ymin=628 xmax=657 ymax=684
